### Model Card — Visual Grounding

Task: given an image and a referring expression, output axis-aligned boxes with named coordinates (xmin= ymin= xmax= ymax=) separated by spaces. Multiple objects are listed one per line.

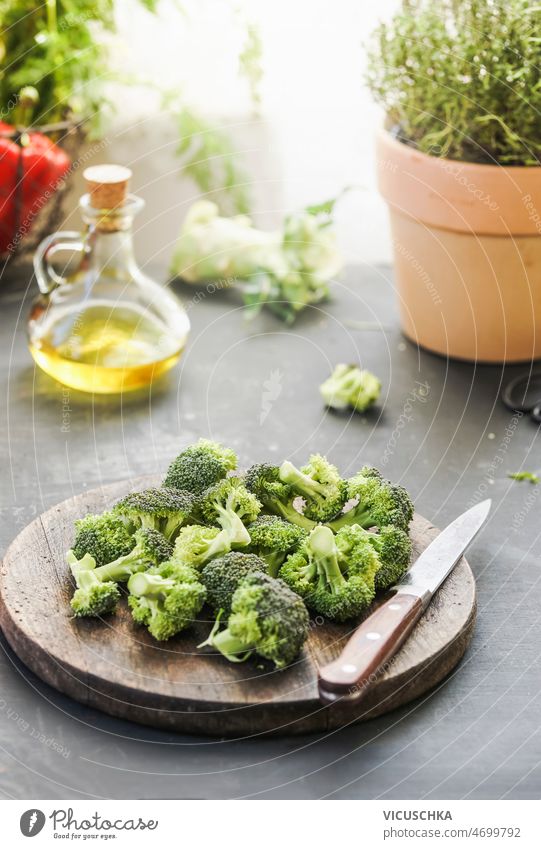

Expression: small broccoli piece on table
xmin=128 ymin=561 xmax=206 ymax=641
xmin=246 ymin=515 xmax=308 ymax=577
xmin=113 ymin=487 xmax=195 ymax=541
xmin=67 ymin=551 xmax=121 ymax=618
xmin=163 ymin=439 xmax=237 ymax=495
xmin=278 ymin=454 xmax=346 ymax=522
xmin=326 ymin=467 xmax=414 ymax=533
xmin=361 ymin=524 xmax=412 ymax=590
xmin=72 ymin=512 xmax=134 ymax=566
xmin=244 ymin=463 xmax=317 ymax=531
xmin=197 ymin=477 xmax=261 ymax=547
xmin=200 ymin=551 xmax=268 ymax=617
xmin=199 ymin=572 xmax=309 ymax=668
xmin=280 ymin=525 xmax=380 ymax=622
xmin=172 ymin=523 xmax=232 ymax=570
xmin=320 ymin=364 xmax=381 ymax=412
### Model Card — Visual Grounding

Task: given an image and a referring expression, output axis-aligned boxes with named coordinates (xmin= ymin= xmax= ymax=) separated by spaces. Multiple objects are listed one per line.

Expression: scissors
xmin=502 ymin=370 xmax=541 ymax=423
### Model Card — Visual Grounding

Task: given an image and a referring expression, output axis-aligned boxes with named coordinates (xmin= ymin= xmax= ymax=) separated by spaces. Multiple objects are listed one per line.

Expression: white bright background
xmin=65 ymin=0 xmax=401 ymax=266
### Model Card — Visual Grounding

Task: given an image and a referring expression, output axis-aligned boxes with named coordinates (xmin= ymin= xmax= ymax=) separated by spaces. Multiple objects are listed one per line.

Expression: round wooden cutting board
xmin=0 ymin=477 xmax=476 ymax=737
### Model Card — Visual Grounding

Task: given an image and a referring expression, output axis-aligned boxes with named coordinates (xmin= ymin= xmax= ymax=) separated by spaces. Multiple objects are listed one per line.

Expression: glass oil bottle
xmin=28 ymin=164 xmax=190 ymax=393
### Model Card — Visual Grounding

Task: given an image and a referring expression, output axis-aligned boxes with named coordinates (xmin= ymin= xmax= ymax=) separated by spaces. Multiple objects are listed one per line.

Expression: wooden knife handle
xmin=318 ymin=593 xmax=424 ymax=704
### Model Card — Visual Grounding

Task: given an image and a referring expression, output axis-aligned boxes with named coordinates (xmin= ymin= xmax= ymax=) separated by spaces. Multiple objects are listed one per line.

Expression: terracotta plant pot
xmin=377 ymin=129 xmax=541 ymax=363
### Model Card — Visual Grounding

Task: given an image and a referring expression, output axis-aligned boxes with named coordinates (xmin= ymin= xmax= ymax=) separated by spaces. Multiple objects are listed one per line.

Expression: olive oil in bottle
xmin=29 ymin=165 xmax=190 ymax=393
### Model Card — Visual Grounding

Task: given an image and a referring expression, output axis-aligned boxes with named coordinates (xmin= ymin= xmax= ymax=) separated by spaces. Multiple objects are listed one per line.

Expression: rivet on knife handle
xmin=318 ymin=593 xmax=424 ymax=704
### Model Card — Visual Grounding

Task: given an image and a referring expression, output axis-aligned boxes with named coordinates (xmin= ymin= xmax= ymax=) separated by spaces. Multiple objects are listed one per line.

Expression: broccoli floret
xmin=244 ymin=463 xmax=317 ymax=531
xmin=113 ymin=487 xmax=195 ymax=541
xmin=163 ymin=439 xmax=237 ymax=494
xmin=199 ymin=572 xmax=309 ymax=668
xmin=320 ymin=364 xmax=381 ymax=412
xmin=128 ymin=561 xmax=206 ymax=641
xmin=68 ymin=528 xmax=172 ymax=617
xmin=200 ymin=551 xmax=268 ymax=616
xmin=93 ymin=527 xmax=173 ymax=582
xmin=72 ymin=512 xmax=134 ymax=566
xmin=172 ymin=523 xmax=232 ymax=570
xmin=326 ymin=468 xmax=414 ymax=533
xmin=197 ymin=477 xmax=261 ymax=546
xmin=361 ymin=524 xmax=412 ymax=590
xmin=280 ymin=525 xmax=380 ymax=622
xmin=278 ymin=454 xmax=346 ymax=521
xmin=67 ymin=551 xmax=121 ymax=618
xmin=246 ymin=515 xmax=308 ymax=577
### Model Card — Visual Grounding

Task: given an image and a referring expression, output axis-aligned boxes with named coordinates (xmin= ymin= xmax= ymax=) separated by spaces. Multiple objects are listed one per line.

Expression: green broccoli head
xmin=67 ymin=551 xmax=121 ymax=618
xmin=197 ymin=477 xmax=261 ymax=546
xmin=163 ymin=439 xmax=237 ymax=495
xmin=246 ymin=514 xmax=308 ymax=577
xmin=280 ymin=525 xmax=380 ymax=622
xmin=72 ymin=512 xmax=134 ymax=566
xmin=278 ymin=454 xmax=346 ymax=521
xmin=113 ymin=487 xmax=195 ymax=540
xmin=172 ymin=523 xmax=232 ymax=570
xmin=244 ymin=463 xmax=316 ymax=531
xmin=320 ymin=364 xmax=381 ymax=412
xmin=128 ymin=561 xmax=206 ymax=641
xmin=327 ymin=469 xmax=414 ymax=533
xmin=200 ymin=551 xmax=268 ymax=617
xmin=364 ymin=524 xmax=412 ymax=590
xmin=201 ymin=572 xmax=309 ymax=668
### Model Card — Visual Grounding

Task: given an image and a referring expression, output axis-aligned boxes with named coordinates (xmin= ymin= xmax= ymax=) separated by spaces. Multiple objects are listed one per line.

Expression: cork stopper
xmin=83 ymin=164 xmax=132 ymax=210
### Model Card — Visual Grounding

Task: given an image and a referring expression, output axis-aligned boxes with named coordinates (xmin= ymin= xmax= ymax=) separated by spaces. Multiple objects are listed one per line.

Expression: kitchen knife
xmin=318 ymin=499 xmax=491 ymax=705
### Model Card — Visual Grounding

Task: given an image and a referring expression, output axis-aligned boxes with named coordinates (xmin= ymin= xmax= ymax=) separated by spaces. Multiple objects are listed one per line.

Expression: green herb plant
xmin=366 ymin=0 xmax=541 ymax=165
xmin=0 ymin=0 xmax=262 ymax=211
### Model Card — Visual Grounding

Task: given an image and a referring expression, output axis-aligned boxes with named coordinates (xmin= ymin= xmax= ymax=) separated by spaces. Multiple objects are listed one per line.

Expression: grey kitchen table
xmin=0 ymin=264 xmax=540 ymax=800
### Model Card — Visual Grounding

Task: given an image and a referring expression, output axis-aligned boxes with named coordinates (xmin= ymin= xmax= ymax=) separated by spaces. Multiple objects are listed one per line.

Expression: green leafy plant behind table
xmin=0 ymin=0 xmax=258 ymax=212
xmin=366 ymin=0 xmax=541 ymax=165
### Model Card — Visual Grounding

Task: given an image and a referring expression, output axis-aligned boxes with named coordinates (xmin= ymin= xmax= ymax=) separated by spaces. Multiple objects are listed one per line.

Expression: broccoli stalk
xmin=320 ymin=364 xmax=381 ymax=412
xmin=199 ymin=572 xmax=309 ymax=668
xmin=278 ymin=454 xmax=346 ymax=521
xmin=172 ymin=524 xmax=232 ymax=570
xmin=94 ymin=528 xmax=173 ymax=581
xmin=244 ymin=463 xmax=317 ymax=531
xmin=197 ymin=477 xmax=261 ymax=547
xmin=128 ymin=562 xmax=206 ymax=641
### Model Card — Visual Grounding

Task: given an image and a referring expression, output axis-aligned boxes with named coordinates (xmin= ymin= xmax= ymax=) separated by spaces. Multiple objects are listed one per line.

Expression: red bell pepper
xmin=0 ymin=122 xmax=71 ymax=254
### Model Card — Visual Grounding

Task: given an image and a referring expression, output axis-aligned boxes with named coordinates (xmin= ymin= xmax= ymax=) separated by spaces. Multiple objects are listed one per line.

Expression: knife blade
xmin=318 ymin=499 xmax=491 ymax=705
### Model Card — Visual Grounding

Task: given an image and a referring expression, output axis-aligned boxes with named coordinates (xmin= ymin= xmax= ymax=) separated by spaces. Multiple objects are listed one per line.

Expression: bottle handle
xmin=33 ymin=231 xmax=87 ymax=295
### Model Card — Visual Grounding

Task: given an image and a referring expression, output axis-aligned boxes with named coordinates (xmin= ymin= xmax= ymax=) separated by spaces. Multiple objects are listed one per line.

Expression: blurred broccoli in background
xmin=170 ymin=199 xmax=343 ymax=324
xmin=320 ymin=364 xmax=381 ymax=413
